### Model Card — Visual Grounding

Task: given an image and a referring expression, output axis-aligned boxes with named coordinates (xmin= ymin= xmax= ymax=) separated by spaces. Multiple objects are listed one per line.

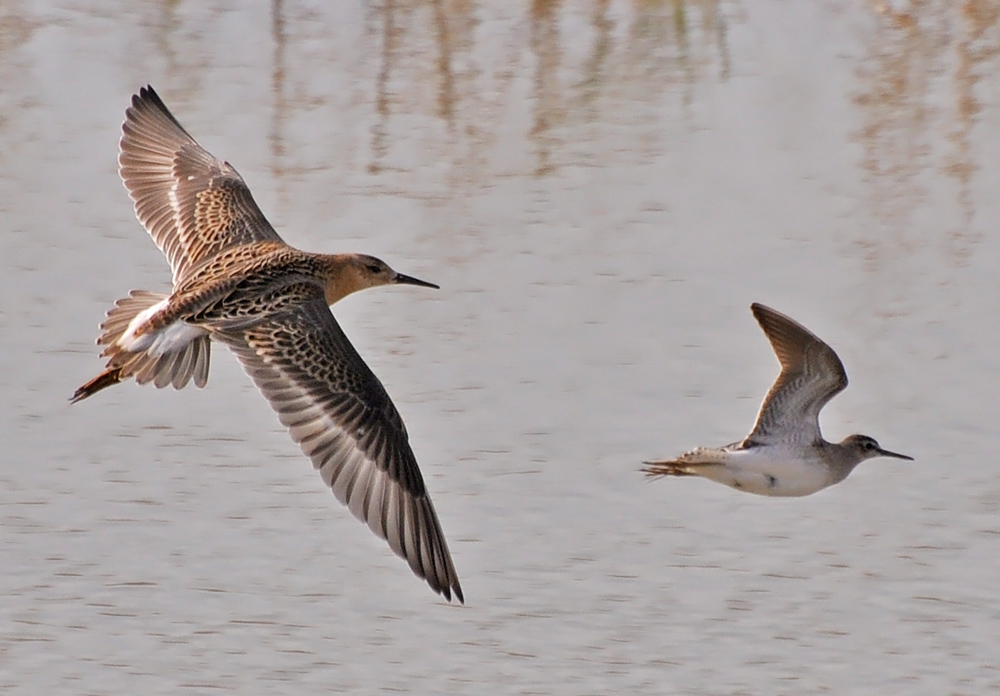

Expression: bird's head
xmin=325 ymin=254 xmax=439 ymax=304
xmin=840 ymin=434 xmax=913 ymax=463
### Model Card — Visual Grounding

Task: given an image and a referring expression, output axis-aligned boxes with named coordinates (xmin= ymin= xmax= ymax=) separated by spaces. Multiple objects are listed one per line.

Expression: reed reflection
xmin=854 ymin=2 xmax=1000 ymax=266
xmin=357 ymin=0 xmax=731 ymax=183
xmin=270 ymin=0 xmax=289 ymax=200
xmin=529 ymin=0 xmax=564 ymax=176
xmin=369 ymin=0 xmax=397 ymax=175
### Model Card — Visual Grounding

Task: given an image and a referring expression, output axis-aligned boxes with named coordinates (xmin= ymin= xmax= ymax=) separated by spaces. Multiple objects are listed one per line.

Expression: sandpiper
xmin=643 ymin=303 xmax=912 ymax=497
xmin=72 ymin=86 xmax=462 ymax=602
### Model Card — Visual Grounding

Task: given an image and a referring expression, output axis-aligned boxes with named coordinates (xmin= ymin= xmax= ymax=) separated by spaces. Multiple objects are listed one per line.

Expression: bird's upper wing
xmin=119 ymin=85 xmax=284 ymax=285
xmin=743 ymin=303 xmax=848 ymax=447
xmin=216 ymin=297 xmax=462 ymax=602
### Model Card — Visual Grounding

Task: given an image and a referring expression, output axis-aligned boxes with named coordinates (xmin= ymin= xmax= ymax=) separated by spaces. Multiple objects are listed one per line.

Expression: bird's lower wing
xmin=215 ymin=298 xmax=462 ymax=602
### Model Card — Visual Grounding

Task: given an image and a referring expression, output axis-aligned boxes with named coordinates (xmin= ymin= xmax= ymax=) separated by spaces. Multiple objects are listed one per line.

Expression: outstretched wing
xmin=119 ymin=85 xmax=284 ymax=285
xmin=216 ymin=297 xmax=463 ymax=602
xmin=743 ymin=303 xmax=848 ymax=447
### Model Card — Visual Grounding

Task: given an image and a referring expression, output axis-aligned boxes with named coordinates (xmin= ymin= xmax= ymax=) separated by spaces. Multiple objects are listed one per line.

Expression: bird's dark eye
xmin=865 ymin=441 xmax=875 ymax=450
xmin=367 ymin=264 xmax=382 ymax=274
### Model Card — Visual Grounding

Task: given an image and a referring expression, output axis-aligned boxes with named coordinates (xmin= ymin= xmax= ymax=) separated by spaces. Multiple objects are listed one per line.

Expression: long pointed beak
xmin=393 ymin=272 xmax=439 ymax=289
xmin=877 ymin=447 xmax=913 ymax=461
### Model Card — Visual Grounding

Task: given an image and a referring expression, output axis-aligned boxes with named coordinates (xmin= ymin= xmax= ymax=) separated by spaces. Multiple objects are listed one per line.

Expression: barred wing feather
xmin=217 ymin=298 xmax=462 ymax=602
xmin=119 ymin=85 xmax=284 ymax=285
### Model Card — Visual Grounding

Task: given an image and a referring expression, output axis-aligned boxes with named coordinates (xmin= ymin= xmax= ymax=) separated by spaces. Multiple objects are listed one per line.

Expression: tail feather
xmin=191 ymin=335 xmax=209 ymax=388
xmin=71 ymin=290 xmax=211 ymax=402
xmin=71 ymin=368 xmax=125 ymax=403
xmin=643 ymin=448 xmax=725 ymax=478
xmin=97 ymin=291 xmax=160 ymax=349
xmin=642 ymin=459 xmax=694 ymax=478
xmin=149 ymin=350 xmax=178 ymax=388
xmin=172 ymin=343 xmax=193 ymax=388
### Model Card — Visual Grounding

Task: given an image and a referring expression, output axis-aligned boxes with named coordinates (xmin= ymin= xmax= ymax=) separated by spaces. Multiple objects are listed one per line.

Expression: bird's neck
xmin=320 ymin=254 xmax=363 ymax=305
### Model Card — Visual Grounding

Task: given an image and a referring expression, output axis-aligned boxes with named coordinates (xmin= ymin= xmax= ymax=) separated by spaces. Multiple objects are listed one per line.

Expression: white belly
xmin=696 ymin=447 xmax=833 ymax=497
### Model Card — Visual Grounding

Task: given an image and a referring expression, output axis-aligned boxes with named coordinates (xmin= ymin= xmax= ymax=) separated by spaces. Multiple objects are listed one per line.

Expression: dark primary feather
xmin=216 ymin=297 xmax=463 ymax=602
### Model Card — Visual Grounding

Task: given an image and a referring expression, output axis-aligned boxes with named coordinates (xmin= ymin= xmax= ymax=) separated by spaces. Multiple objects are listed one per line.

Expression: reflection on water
xmin=855 ymin=1 xmax=1000 ymax=266
xmin=270 ymin=0 xmax=289 ymax=187
xmin=324 ymin=1 xmax=734 ymax=182
xmin=529 ymin=0 xmax=563 ymax=176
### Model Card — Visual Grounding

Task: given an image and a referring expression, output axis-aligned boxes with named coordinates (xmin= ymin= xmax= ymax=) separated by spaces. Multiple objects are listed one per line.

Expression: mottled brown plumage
xmin=73 ymin=86 xmax=461 ymax=602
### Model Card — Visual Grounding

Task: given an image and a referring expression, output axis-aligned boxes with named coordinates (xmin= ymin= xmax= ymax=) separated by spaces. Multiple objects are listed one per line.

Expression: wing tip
xmin=428 ymin=572 xmax=464 ymax=604
xmin=447 ymin=579 xmax=465 ymax=604
xmin=750 ymin=302 xmax=783 ymax=327
xmin=130 ymin=84 xmax=172 ymax=119
xmin=121 ymin=84 xmax=191 ymax=151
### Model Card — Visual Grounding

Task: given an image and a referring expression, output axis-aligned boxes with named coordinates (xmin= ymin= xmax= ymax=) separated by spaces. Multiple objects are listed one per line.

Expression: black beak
xmin=393 ymin=272 xmax=439 ymax=289
xmin=877 ymin=447 xmax=913 ymax=461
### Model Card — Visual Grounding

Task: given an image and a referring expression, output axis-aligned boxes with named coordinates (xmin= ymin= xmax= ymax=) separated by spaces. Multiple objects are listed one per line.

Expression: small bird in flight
xmin=643 ymin=303 xmax=912 ymax=497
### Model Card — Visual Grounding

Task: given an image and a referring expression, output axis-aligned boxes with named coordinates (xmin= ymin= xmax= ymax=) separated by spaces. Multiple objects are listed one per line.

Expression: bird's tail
xmin=642 ymin=459 xmax=694 ymax=478
xmin=71 ymin=290 xmax=211 ymax=403
xmin=642 ymin=448 xmax=723 ymax=478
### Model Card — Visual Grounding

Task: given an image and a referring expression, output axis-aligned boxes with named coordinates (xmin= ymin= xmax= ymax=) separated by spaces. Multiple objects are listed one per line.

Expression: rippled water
xmin=3 ymin=1 xmax=1000 ymax=694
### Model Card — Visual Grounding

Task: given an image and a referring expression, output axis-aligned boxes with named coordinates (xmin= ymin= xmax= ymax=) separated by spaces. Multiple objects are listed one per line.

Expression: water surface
xmin=2 ymin=1 xmax=1000 ymax=694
